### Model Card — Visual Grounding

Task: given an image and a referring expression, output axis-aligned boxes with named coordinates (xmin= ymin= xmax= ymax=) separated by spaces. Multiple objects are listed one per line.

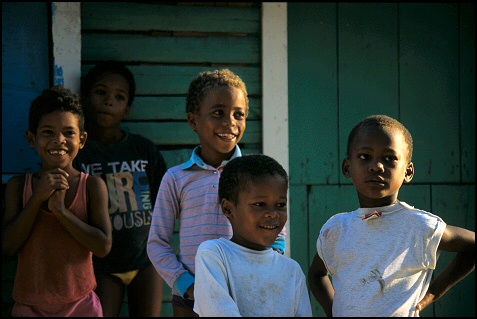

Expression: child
xmin=308 ymin=114 xmax=475 ymax=317
xmin=73 ymin=61 xmax=167 ymax=316
xmin=193 ymin=154 xmax=312 ymax=317
xmin=147 ymin=69 xmax=287 ymax=317
xmin=2 ymin=86 xmax=112 ymax=316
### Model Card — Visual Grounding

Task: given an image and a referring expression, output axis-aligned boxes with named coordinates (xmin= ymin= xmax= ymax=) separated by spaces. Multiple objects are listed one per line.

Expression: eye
xmin=384 ymin=155 xmax=398 ymax=162
xmin=234 ymin=111 xmax=245 ymax=120
xmin=358 ymin=153 xmax=370 ymax=160
xmin=93 ymin=89 xmax=106 ymax=95
xmin=64 ymin=130 xmax=76 ymax=137
xmin=39 ymin=129 xmax=54 ymax=136
xmin=253 ymin=202 xmax=266 ymax=207
xmin=116 ymin=94 xmax=126 ymax=101
xmin=276 ymin=202 xmax=287 ymax=208
xmin=212 ymin=109 xmax=225 ymax=116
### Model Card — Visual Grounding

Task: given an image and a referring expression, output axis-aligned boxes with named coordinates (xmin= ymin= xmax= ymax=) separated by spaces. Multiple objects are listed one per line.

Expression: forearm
xmin=310 ymin=274 xmax=334 ymax=317
xmin=428 ymin=250 xmax=475 ymax=300
xmin=54 ymin=208 xmax=111 ymax=257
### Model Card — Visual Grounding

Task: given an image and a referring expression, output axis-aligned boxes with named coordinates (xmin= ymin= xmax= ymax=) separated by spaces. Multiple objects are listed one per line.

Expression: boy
xmin=147 ymin=69 xmax=286 ymax=316
xmin=193 ymin=154 xmax=312 ymax=316
xmin=308 ymin=114 xmax=475 ymax=317
xmin=2 ymin=86 xmax=112 ymax=316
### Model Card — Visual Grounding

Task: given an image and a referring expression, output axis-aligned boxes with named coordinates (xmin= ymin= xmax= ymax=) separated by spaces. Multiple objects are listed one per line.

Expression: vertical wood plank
xmin=288 ymin=2 xmax=339 ymax=185
xmin=400 ymin=3 xmax=460 ymax=183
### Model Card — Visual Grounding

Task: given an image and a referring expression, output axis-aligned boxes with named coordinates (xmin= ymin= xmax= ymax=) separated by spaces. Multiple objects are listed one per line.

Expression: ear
xmin=342 ymin=158 xmax=351 ymax=178
xmin=404 ymin=162 xmax=414 ymax=183
xmin=26 ymin=130 xmax=36 ymax=147
xmin=124 ymin=104 xmax=132 ymax=117
xmin=187 ymin=112 xmax=197 ymax=131
xmin=79 ymin=131 xmax=88 ymax=149
xmin=221 ymin=198 xmax=234 ymax=220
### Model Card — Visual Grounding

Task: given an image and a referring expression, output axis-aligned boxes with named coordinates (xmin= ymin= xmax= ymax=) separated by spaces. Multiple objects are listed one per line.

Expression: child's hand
xmin=416 ymin=291 xmax=435 ymax=312
xmin=185 ymin=284 xmax=195 ymax=301
xmin=33 ymin=168 xmax=69 ymax=202
xmin=48 ymin=189 xmax=67 ymax=214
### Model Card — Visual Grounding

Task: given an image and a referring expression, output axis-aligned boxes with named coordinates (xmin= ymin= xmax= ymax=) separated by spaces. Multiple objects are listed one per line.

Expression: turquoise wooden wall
xmin=288 ymin=3 xmax=475 ymax=317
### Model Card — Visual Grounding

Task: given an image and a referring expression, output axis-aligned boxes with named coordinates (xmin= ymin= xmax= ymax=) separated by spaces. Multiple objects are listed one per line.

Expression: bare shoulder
xmin=85 ymin=174 xmax=106 ymax=189
xmin=5 ymin=175 xmax=25 ymax=197
xmin=439 ymin=224 xmax=475 ymax=252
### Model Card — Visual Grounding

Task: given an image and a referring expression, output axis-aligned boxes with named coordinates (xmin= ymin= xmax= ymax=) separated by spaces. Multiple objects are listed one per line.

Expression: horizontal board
xmin=82 ymin=2 xmax=260 ymax=33
xmin=127 ymin=96 xmax=261 ymax=120
xmin=81 ymin=65 xmax=262 ymax=96
xmin=82 ymin=34 xmax=260 ymax=64
xmin=122 ymin=120 xmax=261 ymax=145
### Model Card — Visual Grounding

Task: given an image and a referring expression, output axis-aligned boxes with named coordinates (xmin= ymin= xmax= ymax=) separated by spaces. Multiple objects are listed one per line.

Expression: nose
xmin=369 ymin=160 xmax=384 ymax=172
xmin=104 ymin=93 xmax=113 ymax=106
xmin=264 ymin=209 xmax=280 ymax=218
xmin=223 ymin=114 xmax=236 ymax=127
xmin=54 ymin=133 xmax=66 ymax=144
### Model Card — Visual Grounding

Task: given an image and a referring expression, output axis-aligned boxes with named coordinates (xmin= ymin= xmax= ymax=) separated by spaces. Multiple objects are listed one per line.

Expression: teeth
xmin=49 ymin=150 xmax=67 ymax=155
xmin=261 ymin=225 xmax=277 ymax=229
xmin=218 ymin=133 xmax=235 ymax=139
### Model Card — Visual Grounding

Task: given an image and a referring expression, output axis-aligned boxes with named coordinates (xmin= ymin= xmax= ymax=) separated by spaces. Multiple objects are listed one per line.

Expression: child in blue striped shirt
xmin=147 ymin=69 xmax=286 ymax=317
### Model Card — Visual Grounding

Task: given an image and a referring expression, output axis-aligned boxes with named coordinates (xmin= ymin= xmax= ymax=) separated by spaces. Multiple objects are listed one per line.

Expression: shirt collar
xmin=181 ymin=145 xmax=242 ymax=170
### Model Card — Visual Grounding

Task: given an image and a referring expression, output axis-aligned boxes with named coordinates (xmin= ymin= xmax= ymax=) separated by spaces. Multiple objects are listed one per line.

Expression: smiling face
xmin=342 ymin=125 xmax=414 ymax=208
xmin=222 ymin=174 xmax=288 ymax=251
xmin=85 ymin=72 xmax=131 ymax=132
xmin=27 ymin=110 xmax=86 ymax=171
xmin=187 ymin=86 xmax=247 ymax=167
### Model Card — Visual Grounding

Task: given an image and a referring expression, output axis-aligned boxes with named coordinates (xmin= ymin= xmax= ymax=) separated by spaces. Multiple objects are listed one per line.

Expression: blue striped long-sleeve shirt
xmin=147 ymin=146 xmax=286 ymax=298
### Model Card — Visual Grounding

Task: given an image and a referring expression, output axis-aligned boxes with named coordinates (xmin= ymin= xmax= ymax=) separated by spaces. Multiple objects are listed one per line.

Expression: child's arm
xmin=48 ymin=175 xmax=112 ymax=257
xmin=308 ymin=252 xmax=334 ymax=317
xmin=2 ymin=169 xmax=69 ymax=255
xmin=416 ymin=225 xmax=475 ymax=312
xmin=147 ymin=172 xmax=193 ymax=295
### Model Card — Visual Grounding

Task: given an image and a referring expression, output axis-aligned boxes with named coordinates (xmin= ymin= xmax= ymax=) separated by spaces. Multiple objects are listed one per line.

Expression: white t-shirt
xmin=194 ymin=237 xmax=312 ymax=317
xmin=317 ymin=201 xmax=446 ymax=317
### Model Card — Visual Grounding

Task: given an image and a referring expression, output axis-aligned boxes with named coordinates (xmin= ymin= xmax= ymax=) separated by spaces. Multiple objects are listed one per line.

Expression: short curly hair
xmin=346 ymin=114 xmax=414 ymax=162
xmin=219 ymin=154 xmax=288 ymax=204
xmin=28 ymin=85 xmax=84 ymax=134
xmin=186 ymin=69 xmax=249 ymax=114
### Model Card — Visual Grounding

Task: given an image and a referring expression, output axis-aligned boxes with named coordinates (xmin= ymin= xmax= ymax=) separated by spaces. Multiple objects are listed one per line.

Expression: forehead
xmin=93 ymin=72 xmax=129 ymax=89
xmin=201 ymin=86 xmax=246 ymax=105
xmin=352 ymin=125 xmax=406 ymax=148
xmin=39 ymin=110 xmax=80 ymax=127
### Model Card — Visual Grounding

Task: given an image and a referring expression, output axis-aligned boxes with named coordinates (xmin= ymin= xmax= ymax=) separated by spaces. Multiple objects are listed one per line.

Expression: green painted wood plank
xmin=289 ymin=185 xmax=309 ymax=275
xmin=82 ymin=34 xmax=260 ymax=64
xmin=126 ymin=96 xmax=261 ymax=121
xmin=338 ymin=3 xmax=399 ymax=186
xmin=400 ymin=3 xmax=460 ymax=183
xmin=459 ymin=3 xmax=475 ymax=183
xmin=122 ymin=120 xmax=261 ymax=146
xmin=432 ymin=185 xmax=475 ymax=317
xmin=81 ymin=65 xmax=262 ymax=96
xmin=82 ymin=2 xmax=260 ymax=33
xmin=288 ymin=3 xmax=339 ymax=186
xmin=398 ymin=184 xmax=431 ymax=212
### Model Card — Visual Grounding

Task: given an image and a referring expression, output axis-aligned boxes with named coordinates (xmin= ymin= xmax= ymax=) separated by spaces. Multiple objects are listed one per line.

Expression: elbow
xmin=95 ymin=234 xmax=112 ymax=258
